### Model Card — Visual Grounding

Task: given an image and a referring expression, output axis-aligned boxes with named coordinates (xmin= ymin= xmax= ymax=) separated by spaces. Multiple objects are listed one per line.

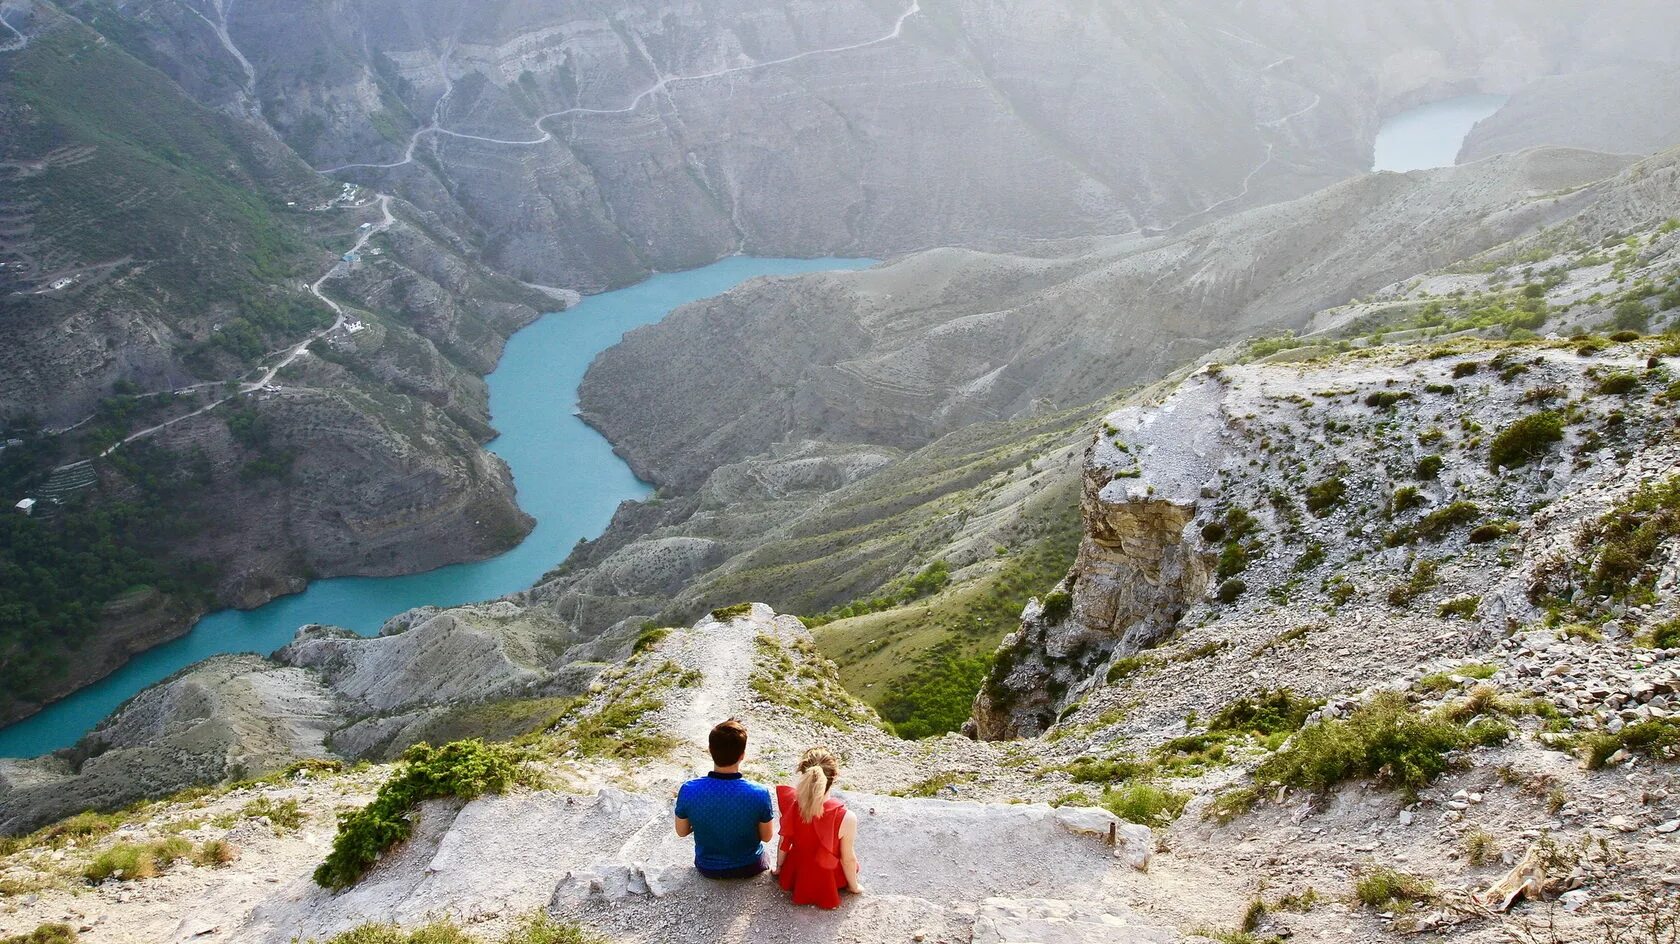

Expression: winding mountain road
xmin=0 ymin=12 xmax=27 ymax=52
xmin=95 ymin=195 xmax=394 ymax=458
xmin=322 ymin=1 xmax=923 ymax=173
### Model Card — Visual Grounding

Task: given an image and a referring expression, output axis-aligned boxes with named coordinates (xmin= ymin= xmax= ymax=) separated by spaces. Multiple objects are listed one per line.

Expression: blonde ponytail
xmin=794 ymin=747 xmax=840 ymax=822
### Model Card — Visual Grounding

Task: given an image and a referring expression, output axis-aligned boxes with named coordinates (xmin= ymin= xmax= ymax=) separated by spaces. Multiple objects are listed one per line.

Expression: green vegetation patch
xmin=1579 ymin=719 xmax=1680 ymax=770
xmin=1354 ymin=867 xmax=1436 ymax=912
xmin=314 ymin=740 xmax=533 ymax=890
xmin=1 ymin=926 xmax=77 ymax=944
xmin=84 ymin=836 xmax=191 ymax=882
xmin=1254 ymin=692 xmax=1505 ymax=792
xmin=1572 ymin=475 xmax=1680 ymax=604
xmin=1488 ymin=411 xmax=1564 ymax=469
xmin=751 ymin=635 xmax=884 ymax=733
xmin=709 ymin=603 xmax=753 ymax=622
xmin=1100 ymin=782 xmax=1190 ymax=827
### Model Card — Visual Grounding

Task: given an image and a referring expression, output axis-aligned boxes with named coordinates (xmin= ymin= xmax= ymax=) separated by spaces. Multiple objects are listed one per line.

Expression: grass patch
xmin=83 ymin=837 xmax=191 ymax=882
xmin=1572 ymin=475 xmax=1680 ymax=604
xmin=240 ymin=796 xmax=304 ymax=832
xmin=1354 ymin=867 xmax=1435 ymax=911
xmin=751 ymin=634 xmax=885 ymax=732
xmin=1099 ymin=782 xmax=1189 ymax=827
xmin=1 ymin=927 xmax=77 ymax=944
xmin=708 ymin=603 xmax=753 ymax=621
xmin=314 ymin=740 xmax=534 ymax=890
xmin=1579 ymin=719 xmax=1680 ymax=769
xmin=892 ymin=771 xmax=978 ymax=798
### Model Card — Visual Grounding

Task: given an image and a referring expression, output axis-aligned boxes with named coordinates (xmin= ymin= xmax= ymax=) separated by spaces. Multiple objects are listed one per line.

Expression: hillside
xmin=0 ymin=2 xmax=553 ymax=724
xmin=105 ymin=0 xmax=1680 ymax=291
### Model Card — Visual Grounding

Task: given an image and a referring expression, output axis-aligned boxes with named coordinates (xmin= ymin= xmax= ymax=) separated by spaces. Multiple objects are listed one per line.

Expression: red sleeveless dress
xmin=775 ymin=784 xmax=849 ymax=909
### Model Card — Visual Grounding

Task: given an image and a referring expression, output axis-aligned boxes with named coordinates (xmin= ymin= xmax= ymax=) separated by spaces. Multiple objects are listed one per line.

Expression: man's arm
xmin=674 ymin=785 xmax=693 ymax=837
xmin=758 ymin=819 xmax=773 ymax=842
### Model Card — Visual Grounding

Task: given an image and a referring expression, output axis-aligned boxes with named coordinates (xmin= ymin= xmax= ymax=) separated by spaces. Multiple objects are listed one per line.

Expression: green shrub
xmin=1414 ymin=501 xmax=1481 ymax=541
xmin=1644 ymin=618 xmax=1680 ymax=649
xmin=1292 ymin=541 xmax=1326 ymax=572
xmin=1040 ymin=590 xmax=1073 ymax=623
xmin=1204 ymin=787 xmax=1260 ymax=824
xmin=1207 ymin=690 xmax=1321 ymax=737
xmin=1387 ymin=486 xmax=1424 ymax=516
xmin=1106 ymin=654 xmax=1156 ymax=684
xmin=1451 ymin=361 xmax=1481 ymax=378
xmin=1467 ymin=521 xmax=1516 ymax=543
xmin=1216 ymin=541 xmax=1250 ymax=582
xmin=1303 ymin=478 xmax=1347 ymax=517
xmin=0 ymin=926 xmax=77 ymax=944
xmin=1488 ymin=411 xmax=1563 ymax=469
xmin=1364 ymin=391 xmax=1412 ymax=409
xmin=1354 ymin=867 xmax=1435 ymax=910
xmin=1414 ymin=454 xmax=1444 ymax=480
xmin=1597 ymin=371 xmax=1641 ymax=395
xmin=1216 ymin=578 xmax=1247 ymax=603
xmin=1438 ymin=596 xmax=1480 ymax=619
xmin=1254 ymin=692 xmax=1501 ymax=791
xmin=323 ymin=923 xmax=476 ymax=944
xmin=1386 ymin=558 xmax=1438 ymax=607
xmin=1065 ymin=755 xmax=1149 ymax=784
xmin=630 ymin=623 xmax=669 ymax=655
xmin=709 ymin=603 xmax=753 ymax=621
xmin=315 ymin=740 xmax=531 ymax=890
xmin=1574 ymin=475 xmax=1680 ymax=601
xmin=1100 ymin=782 xmax=1189 ymax=826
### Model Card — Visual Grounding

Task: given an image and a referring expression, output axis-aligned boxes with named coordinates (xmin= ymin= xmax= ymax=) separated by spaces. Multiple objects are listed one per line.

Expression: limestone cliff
xmin=970 ymin=377 xmax=1222 ymax=738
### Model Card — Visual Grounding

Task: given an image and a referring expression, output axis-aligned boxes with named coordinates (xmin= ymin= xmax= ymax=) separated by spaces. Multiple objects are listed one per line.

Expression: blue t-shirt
xmin=674 ymin=772 xmax=773 ymax=871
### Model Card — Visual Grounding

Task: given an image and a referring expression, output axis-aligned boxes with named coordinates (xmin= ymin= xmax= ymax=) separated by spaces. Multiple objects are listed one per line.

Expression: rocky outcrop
xmin=969 ymin=376 xmax=1223 ymax=739
xmin=0 ymin=655 xmax=344 ymax=835
xmin=0 ymin=604 xmax=585 ymax=834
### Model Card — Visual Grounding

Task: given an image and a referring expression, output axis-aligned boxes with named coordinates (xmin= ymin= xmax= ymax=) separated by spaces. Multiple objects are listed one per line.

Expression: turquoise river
xmin=0 ymin=257 xmax=874 ymax=759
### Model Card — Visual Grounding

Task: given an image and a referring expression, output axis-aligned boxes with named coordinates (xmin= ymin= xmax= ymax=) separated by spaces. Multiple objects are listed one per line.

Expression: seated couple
xmin=673 ymin=719 xmax=865 ymax=909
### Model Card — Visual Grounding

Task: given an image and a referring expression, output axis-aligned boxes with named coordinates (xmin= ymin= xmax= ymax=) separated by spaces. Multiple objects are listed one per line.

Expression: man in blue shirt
xmin=674 ymin=718 xmax=774 ymax=879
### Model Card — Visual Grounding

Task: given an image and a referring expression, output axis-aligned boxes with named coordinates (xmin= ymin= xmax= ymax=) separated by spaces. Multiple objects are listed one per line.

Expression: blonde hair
xmin=794 ymin=747 xmax=840 ymax=822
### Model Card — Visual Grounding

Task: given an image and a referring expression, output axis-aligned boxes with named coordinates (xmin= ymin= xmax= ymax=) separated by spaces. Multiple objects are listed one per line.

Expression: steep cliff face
xmin=969 ymin=377 xmax=1222 ymax=739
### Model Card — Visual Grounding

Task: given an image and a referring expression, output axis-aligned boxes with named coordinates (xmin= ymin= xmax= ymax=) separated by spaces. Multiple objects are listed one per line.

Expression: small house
xmin=15 ymin=498 xmax=36 ymax=516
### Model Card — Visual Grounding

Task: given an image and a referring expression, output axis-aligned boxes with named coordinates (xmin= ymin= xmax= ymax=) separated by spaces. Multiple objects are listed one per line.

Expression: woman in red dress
xmin=775 ymin=747 xmax=864 ymax=908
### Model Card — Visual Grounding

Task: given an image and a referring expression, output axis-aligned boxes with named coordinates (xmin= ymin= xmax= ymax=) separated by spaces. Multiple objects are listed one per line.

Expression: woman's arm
xmin=839 ymin=810 xmax=864 ymax=893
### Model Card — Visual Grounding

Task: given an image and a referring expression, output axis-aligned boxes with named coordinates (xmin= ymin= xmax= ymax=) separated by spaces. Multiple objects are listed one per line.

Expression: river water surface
xmin=1372 ymin=93 xmax=1508 ymax=172
xmin=0 ymin=257 xmax=873 ymax=758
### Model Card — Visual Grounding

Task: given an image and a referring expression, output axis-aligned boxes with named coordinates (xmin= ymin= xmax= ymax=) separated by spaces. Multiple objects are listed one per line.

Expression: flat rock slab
xmin=248 ymin=789 xmax=1171 ymax=943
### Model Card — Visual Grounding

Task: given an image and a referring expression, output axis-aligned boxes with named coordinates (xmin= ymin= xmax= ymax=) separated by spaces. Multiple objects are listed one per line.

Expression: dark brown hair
xmin=709 ymin=718 xmax=748 ymax=767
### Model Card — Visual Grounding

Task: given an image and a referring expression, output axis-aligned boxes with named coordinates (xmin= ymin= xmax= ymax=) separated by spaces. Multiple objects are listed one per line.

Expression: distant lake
xmin=0 ymin=256 xmax=875 ymax=758
xmin=1373 ymin=94 xmax=1508 ymax=172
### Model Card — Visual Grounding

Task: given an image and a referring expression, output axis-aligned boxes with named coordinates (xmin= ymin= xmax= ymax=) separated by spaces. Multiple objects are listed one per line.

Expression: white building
xmin=15 ymin=498 xmax=36 ymax=516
